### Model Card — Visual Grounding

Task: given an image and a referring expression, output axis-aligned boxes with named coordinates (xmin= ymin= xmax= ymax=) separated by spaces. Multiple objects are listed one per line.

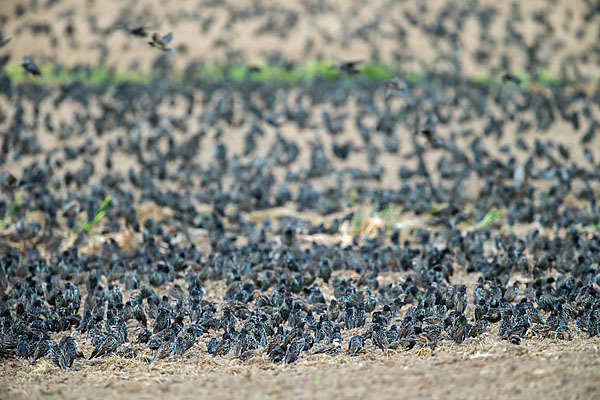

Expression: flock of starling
xmin=0 ymin=0 xmax=600 ymax=373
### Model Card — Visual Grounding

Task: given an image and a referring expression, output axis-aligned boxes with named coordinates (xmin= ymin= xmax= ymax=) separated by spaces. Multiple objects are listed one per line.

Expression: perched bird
xmin=150 ymin=338 xmax=174 ymax=364
xmin=504 ymin=281 xmax=521 ymax=303
xmin=31 ymin=339 xmax=50 ymax=365
xmin=22 ymin=56 xmax=42 ymax=77
xmin=384 ymin=77 xmax=409 ymax=99
xmin=17 ymin=338 xmax=30 ymax=359
xmin=48 ymin=341 xmax=67 ymax=369
xmin=59 ymin=336 xmax=84 ymax=367
xmin=285 ymin=336 xmax=305 ymax=364
xmin=372 ymin=325 xmax=389 ymax=352
xmin=89 ymin=336 xmax=118 ymax=359
xmin=207 ymin=338 xmax=219 ymax=355
xmin=137 ymin=327 xmax=152 ymax=343
xmin=213 ymin=333 xmax=232 ymax=357
xmin=420 ymin=113 xmax=438 ymax=142
xmin=348 ymin=334 xmax=364 ymax=356
xmin=268 ymin=344 xmax=286 ymax=362
xmin=149 ymin=32 xmax=176 ymax=53
xmin=556 ymin=325 xmax=572 ymax=341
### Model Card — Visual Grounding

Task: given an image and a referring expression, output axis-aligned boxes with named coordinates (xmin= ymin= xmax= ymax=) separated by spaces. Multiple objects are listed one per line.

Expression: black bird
xmin=348 ymin=334 xmax=364 ymax=356
xmin=115 ymin=25 xmax=151 ymax=37
xmin=501 ymin=72 xmax=522 ymax=86
xmin=89 ymin=336 xmax=118 ymax=359
xmin=150 ymin=338 xmax=174 ymax=364
xmin=59 ymin=336 xmax=84 ymax=368
xmin=213 ymin=333 xmax=232 ymax=357
xmin=285 ymin=336 xmax=305 ymax=364
xmin=22 ymin=56 xmax=42 ymax=76
xmin=420 ymin=113 xmax=438 ymax=142
xmin=337 ymin=60 xmax=363 ymax=75
xmin=0 ymin=37 xmax=11 ymax=48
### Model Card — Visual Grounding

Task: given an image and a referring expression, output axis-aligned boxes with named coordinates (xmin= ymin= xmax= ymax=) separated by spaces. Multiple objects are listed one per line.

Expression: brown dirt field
xmin=2 ymin=331 xmax=600 ymax=399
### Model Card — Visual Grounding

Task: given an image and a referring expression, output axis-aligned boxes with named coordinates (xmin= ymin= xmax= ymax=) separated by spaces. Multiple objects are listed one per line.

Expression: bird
xmin=59 ymin=336 xmax=84 ymax=367
xmin=384 ymin=77 xmax=409 ymax=99
xmin=48 ymin=341 xmax=67 ymax=369
xmin=22 ymin=56 xmax=42 ymax=77
xmin=285 ymin=336 xmax=305 ymax=364
xmin=371 ymin=325 xmax=389 ymax=352
xmin=150 ymin=338 xmax=174 ymax=364
xmin=420 ymin=113 xmax=439 ymax=142
xmin=207 ymin=338 xmax=219 ymax=355
xmin=115 ymin=25 xmax=152 ymax=37
xmin=89 ymin=336 xmax=118 ymax=359
xmin=337 ymin=60 xmax=363 ymax=75
xmin=149 ymin=32 xmax=176 ymax=53
xmin=212 ymin=333 xmax=232 ymax=357
xmin=504 ymin=281 xmax=521 ymax=303
xmin=501 ymin=72 xmax=522 ymax=86
xmin=348 ymin=334 xmax=364 ymax=356
xmin=0 ymin=37 xmax=11 ymax=48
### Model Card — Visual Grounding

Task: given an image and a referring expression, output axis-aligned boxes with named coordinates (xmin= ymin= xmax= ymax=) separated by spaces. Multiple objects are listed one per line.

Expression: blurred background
xmin=1 ymin=0 xmax=598 ymax=81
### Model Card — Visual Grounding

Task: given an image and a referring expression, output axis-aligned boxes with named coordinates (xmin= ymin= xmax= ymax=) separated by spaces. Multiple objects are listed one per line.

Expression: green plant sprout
xmin=81 ymin=196 xmax=111 ymax=233
xmin=0 ymin=192 xmax=22 ymax=230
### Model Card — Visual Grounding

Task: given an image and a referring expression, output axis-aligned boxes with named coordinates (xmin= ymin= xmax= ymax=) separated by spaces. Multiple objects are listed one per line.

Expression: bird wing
xmin=162 ymin=32 xmax=173 ymax=44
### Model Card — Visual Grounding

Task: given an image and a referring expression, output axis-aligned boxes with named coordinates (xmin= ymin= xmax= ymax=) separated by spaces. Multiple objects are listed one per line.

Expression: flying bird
xmin=336 ymin=60 xmax=363 ymax=75
xmin=149 ymin=32 xmax=176 ymax=53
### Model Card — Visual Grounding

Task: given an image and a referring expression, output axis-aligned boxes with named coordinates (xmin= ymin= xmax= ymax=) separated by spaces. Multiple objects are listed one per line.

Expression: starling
xmin=153 ymin=309 xmax=171 ymax=334
xmin=328 ymin=299 xmax=340 ymax=321
xmin=312 ymin=341 xmax=341 ymax=356
xmin=22 ymin=56 xmax=42 ymax=77
xmin=384 ymin=77 xmax=409 ymax=99
xmin=213 ymin=333 xmax=232 ymax=357
xmin=207 ymin=338 xmax=219 ymax=355
xmin=137 ymin=327 xmax=152 ymax=343
xmin=420 ymin=113 xmax=438 ymax=142
xmin=504 ymin=281 xmax=521 ymax=303
xmin=337 ymin=60 xmax=363 ymax=75
xmin=268 ymin=344 xmax=286 ymax=362
xmin=285 ymin=336 xmax=305 ymax=364
xmin=89 ymin=336 xmax=118 ymax=359
xmin=556 ymin=325 xmax=572 ymax=341
xmin=348 ymin=334 xmax=364 ymax=356
xmin=148 ymin=32 xmax=176 ymax=53
xmin=59 ymin=336 xmax=84 ymax=367
xmin=0 ymin=37 xmax=10 ymax=48
xmin=501 ymin=72 xmax=522 ymax=86
xmin=31 ymin=339 xmax=50 ymax=365
xmin=372 ymin=325 xmax=389 ymax=352
xmin=17 ymin=339 xmax=30 ymax=359
xmin=150 ymin=338 xmax=174 ymax=364
xmin=116 ymin=25 xmax=151 ymax=37
xmin=48 ymin=341 xmax=67 ymax=369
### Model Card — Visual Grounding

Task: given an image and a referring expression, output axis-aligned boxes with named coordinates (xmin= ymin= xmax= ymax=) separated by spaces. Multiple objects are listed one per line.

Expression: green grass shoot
xmin=81 ymin=196 xmax=111 ymax=233
xmin=469 ymin=207 xmax=505 ymax=230
xmin=0 ymin=192 xmax=22 ymax=230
